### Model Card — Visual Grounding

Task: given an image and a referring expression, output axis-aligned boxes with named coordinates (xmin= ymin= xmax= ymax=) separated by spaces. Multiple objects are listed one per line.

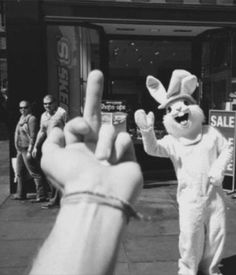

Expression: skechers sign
xmin=57 ymin=36 xmax=70 ymax=113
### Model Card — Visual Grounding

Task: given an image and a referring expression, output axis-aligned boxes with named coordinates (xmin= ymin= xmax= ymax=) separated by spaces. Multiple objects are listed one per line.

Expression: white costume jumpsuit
xmin=140 ymin=125 xmax=231 ymax=275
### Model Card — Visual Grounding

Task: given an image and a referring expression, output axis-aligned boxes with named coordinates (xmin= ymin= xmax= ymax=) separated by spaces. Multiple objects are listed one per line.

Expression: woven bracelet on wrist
xmin=61 ymin=191 xmax=152 ymax=223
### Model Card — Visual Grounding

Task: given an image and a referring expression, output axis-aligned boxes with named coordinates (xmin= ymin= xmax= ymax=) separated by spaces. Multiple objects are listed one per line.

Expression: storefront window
xmin=201 ymin=30 xmax=234 ymax=114
xmin=108 ymin=39 xmax=191 ymax=140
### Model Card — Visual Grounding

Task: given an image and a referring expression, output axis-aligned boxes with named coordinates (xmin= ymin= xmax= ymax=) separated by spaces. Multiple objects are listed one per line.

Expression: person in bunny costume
xmin=135 ymin=70 xmax=232 ymax=275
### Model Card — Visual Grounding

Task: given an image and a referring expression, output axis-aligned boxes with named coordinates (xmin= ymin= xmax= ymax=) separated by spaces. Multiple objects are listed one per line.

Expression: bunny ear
xmin=181 ymin=75 xmax=198 ymax=95
xmin=167 ymin=70 xmax=191 ymax=98
xmin=146 ymin=75 xmax=167 ymax=105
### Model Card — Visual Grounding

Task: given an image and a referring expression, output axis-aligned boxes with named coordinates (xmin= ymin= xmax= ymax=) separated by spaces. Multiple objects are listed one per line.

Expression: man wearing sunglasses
xmin=13 ymin=100 xmax=46 ymax=201
xmin=32 ymin=95 xmax=67 ymax=207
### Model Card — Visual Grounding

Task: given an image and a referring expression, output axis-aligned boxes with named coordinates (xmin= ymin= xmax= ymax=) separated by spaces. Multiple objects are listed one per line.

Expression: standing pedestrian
xmin=32 ymin=95 xmax=67 ymax=208
xmin=13 ymin=100 xmax=47 ymax=201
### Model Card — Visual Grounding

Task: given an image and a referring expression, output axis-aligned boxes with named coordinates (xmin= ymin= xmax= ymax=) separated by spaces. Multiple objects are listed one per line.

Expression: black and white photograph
xmin=1 ymin=1 xmax=236 ymax=275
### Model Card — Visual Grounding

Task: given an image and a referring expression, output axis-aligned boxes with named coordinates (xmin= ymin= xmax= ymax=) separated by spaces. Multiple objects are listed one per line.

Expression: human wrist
xmin=61 ymin=190 xmax=141 ymax=223
xmin=61 ymin=167 xmax=143 ymax=221
xmin=140 ymin=126 xmax=154 ymax=133
xmin=60 ymin=198 xmax=126 ymax=225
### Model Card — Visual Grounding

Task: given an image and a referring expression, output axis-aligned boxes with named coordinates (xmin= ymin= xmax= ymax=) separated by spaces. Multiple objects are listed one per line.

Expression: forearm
xmin=34 ymin=130 xmax=46 ymax=149
xmin=212 ymin=143 xmax=233 ymax=172
xmin=14 ymin=133 xmax=18 ymax=150
xmin=30 ymin=202 xmax=126 ymax=275
xmin=14 ymin=125 xmax=20 ymax=150
xmin=28 ymin=117 xmax=37 ymax=150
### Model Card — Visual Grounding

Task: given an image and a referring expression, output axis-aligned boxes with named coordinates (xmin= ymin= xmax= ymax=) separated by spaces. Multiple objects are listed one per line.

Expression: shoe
xmin=41 ymin=202 xmax=59 ymax=209
xmin=11 ymin=195 xmax=27 ymax=200
xmin=30 ymin=198 xmax=48 ymax=203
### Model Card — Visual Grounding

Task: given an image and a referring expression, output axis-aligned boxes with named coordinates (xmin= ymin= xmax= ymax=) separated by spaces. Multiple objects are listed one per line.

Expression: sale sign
xmin=209 ymin=110 xmax=236 ymax=191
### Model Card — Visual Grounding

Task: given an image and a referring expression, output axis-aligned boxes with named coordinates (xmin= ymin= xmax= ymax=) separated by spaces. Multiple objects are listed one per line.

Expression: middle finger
xmin=83 ymin=70 xmax=104 ymax=143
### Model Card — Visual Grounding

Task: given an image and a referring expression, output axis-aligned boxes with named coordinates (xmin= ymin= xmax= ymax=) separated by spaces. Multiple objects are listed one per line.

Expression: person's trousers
xmin=16 ymin=149 xmax=46 ymax=199
xmin=178 ymin=190 xmax=226 ymax=275
xmin=49 ymin=184 xmax=61 ymax=205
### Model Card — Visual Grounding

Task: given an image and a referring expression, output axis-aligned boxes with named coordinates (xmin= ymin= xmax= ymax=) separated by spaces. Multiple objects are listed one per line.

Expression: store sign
xmin=101 ymin=100 xmax=127 ymax=112
xmin=56 ymin=36 xmax=70 ymax=113
xmin=101 ymin=100 xmax=128 ymax=133
xmin=209 ymin=110 xmax=236 ymax=191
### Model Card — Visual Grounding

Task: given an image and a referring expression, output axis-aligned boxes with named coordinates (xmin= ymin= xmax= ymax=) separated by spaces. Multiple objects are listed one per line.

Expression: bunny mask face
xmin=146 ymin=69 xmax=205 ymax=140
xmin=163 ymin=100 xmax=204 ymax=139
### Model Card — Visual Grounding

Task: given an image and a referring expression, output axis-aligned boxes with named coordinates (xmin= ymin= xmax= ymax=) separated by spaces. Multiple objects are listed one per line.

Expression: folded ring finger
xmin=95 ymin=124 xmax=116 ymax=162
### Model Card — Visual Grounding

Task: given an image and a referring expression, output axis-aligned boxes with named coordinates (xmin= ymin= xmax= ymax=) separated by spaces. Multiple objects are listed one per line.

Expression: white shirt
xmin=40 ymin=106 xmax=67 ymax=135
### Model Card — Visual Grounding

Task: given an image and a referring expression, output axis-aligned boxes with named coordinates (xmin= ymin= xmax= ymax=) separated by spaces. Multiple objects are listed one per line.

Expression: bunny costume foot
xmin=135 ymin=70 xmax=232 ymax=275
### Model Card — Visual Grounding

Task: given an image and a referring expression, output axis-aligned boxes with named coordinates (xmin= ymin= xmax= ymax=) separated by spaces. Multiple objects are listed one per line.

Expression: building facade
xmin=4 ymin=0 xmax=236 ymax=191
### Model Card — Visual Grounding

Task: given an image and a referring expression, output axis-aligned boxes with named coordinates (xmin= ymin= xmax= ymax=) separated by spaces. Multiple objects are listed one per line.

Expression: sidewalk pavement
xmin=1 ymin=140 xmax=236 ymax=275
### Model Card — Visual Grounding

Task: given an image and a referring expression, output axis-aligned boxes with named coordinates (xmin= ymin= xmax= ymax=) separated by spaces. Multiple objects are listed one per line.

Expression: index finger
xmin=83 ymin=70 xmax=104 ymax=142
